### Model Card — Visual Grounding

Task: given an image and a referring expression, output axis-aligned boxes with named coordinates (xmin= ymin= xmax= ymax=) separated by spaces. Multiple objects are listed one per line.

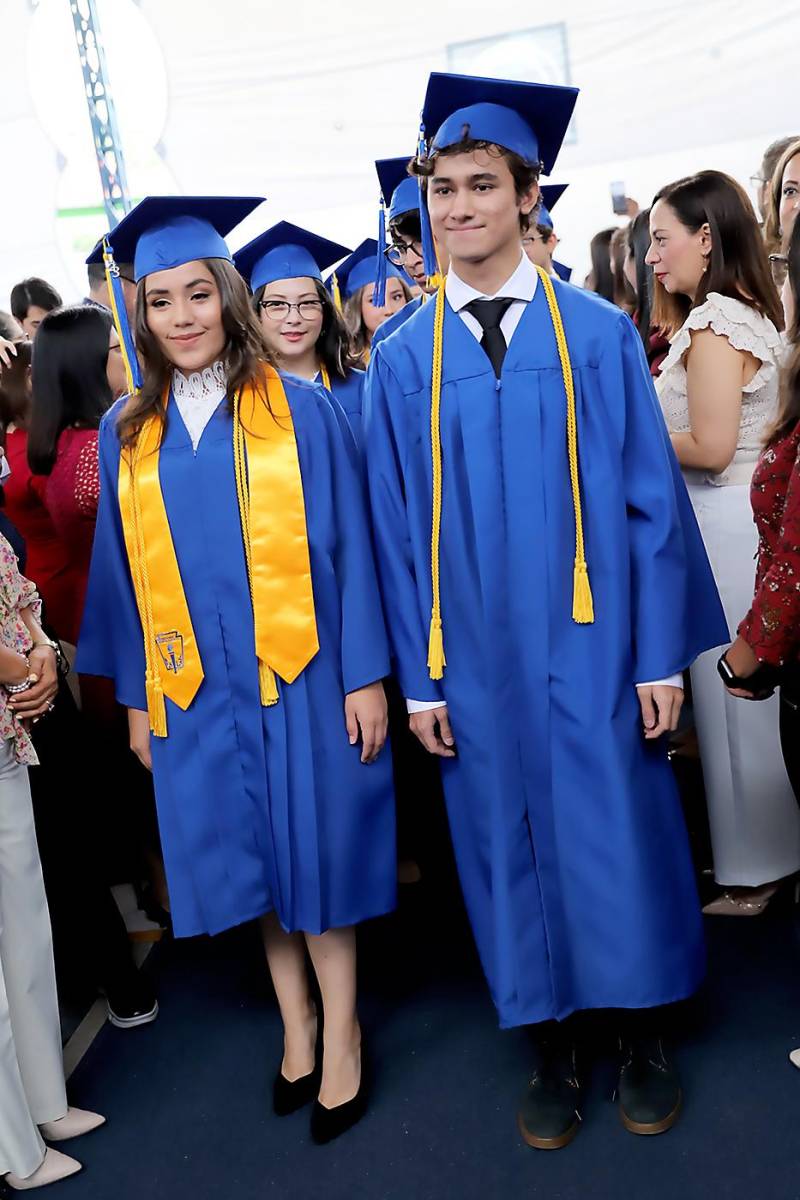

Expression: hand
xmin=409 ymin=706 xmax=456 ymax=758
xmin=624 ymin=197 xmax=640 ymax=219
xmin=722 ymin=635 xmax=762 ymax=697
xmin=7 ymin=646 xmax=58 ymax=720
xmin=345 ymin=681 xmax=388 ymax=764
xmin=128 ymin=707 xmax=152 ymax=771
xmin=637 ymin=684 xmax=684 ymax=740
xmin=0 ymin=338 xmax=18 ymax=370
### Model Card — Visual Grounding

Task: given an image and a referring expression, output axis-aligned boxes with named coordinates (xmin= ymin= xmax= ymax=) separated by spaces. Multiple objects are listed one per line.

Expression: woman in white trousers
xmin=649 ymin=171 xmax=800 ymax=910
xmin=0 ymin=531 xmax=103 ymax=1189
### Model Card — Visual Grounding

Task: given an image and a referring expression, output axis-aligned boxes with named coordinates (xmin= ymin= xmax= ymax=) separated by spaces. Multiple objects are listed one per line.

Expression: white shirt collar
xmin=445 ymin=251 xmax=538 ymax=312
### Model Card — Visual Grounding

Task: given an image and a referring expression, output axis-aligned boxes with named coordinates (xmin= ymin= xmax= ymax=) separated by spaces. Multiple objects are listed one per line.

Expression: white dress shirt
xmin=407 ymin=255 xmax=680 ymax=713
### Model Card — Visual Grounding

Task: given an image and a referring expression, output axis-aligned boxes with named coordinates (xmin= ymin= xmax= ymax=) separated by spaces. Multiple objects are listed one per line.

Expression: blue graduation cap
xmin=326 ymin=239 xmax=404 ymax=308
xmin=233 ymin=221 xmax=351 ymax=293
xmin=416 ymin=72 xmax=579 ymax=276
xmin=86 ymin=196 xmax=264 ymax=283
xmin=553 ymin=260 xmax=573 ymax=283
xmin=85 ymin=195 xmax=264 ymax=393
xmin=372 ymin=157 xmax=419 ymax=307
xmin=375 ymin=157 xmax=419 ymax=225
xmin=538 ymin=183 xmax=568 ymax=230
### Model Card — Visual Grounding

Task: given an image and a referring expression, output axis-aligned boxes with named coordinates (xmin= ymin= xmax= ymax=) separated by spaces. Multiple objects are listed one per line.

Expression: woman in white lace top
xmin=648 ymin=170 xmax=800 ymax=912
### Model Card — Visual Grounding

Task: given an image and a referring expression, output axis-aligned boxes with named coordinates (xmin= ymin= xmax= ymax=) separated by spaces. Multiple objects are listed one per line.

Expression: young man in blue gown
xmin=363 ymin=72 xmax=728 ymax=1148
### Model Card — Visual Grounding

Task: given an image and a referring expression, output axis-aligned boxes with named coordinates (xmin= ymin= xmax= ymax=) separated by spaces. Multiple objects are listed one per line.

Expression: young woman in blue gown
xmin=79 ymin=197 xmax=396 ymax=1143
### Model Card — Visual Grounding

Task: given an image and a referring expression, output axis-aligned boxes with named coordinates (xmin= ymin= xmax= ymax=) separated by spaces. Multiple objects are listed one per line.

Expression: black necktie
xmin=463 ymin=297 xmax=515 ymax=378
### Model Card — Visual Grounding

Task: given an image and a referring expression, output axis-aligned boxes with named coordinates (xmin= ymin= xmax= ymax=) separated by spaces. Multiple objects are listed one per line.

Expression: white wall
xmin=2 ymin=0 xmax=797 ymax=304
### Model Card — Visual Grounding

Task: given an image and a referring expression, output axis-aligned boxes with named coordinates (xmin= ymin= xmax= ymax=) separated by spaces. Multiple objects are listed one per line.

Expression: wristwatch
xmin=29 ymin=637 xmax=63 ymax=669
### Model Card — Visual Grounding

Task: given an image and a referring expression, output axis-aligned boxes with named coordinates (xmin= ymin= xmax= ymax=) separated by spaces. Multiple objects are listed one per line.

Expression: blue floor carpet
xmin=31 ymin=876 xmax=800 ymax=1200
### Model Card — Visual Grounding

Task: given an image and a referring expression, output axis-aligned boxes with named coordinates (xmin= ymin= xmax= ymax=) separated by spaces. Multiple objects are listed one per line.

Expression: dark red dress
xmin=739 ymin=420 xmax=800 ymax=666
xmin=41 ymin=427 xmax=100 ymax=644
xmin=3 ymin=427 xmax=80 ymax=641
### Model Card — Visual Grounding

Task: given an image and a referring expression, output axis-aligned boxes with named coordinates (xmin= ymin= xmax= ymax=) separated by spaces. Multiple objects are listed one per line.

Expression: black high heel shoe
xmin=310 ymin=1044 xmax=369 ymax=1145
xmin=273 ymin=1024 xmax=322 ymax=1116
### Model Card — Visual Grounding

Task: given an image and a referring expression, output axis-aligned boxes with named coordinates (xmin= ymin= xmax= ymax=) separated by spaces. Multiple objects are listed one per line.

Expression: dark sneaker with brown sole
xmin=518 ymin=1039 xmax=581 ymax=1150
xmin=617 ymin=1035 xmax=681 ymax=1135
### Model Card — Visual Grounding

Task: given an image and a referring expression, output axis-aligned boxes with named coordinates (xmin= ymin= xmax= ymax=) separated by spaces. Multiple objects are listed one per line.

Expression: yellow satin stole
xmin=118 ymin=364 xmax=319 ymax=736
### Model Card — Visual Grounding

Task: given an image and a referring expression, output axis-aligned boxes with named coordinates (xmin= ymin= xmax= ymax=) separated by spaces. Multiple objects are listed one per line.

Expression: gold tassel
xmin=572 ymin=561 xmax=595 ymax=624
xmin=427 ymin=615 xmax=446 ymax=680
xmin=146 ymin=672 xmax=168 ymax=739
xmin=331 ymin=272 xmax=343 ymax=313
xmin=259 ymin=659 xmax=279 ymax=706
xmin=426 ymin=272 xmax=443 ymax=290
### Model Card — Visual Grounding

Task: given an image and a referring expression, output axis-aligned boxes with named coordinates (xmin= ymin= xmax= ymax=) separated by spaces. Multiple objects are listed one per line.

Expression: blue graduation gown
xmin=371 ymin=295 xmax=425 ymax=352
xmin=78 ymin=379 xmax=396 ymax=939
xmin=326 ymin=368 xmax=365 ymax=449
xmin=364 ymin=283 xmax=728 ymax=1028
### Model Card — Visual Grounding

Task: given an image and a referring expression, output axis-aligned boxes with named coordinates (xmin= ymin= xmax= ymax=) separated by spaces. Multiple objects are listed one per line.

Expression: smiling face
xmin=646 ymin=198 xmax=711 ymax=298
xmin=143 ymin=259 xmax=226 ymax=372
xmin=426 ymin=146 xmax=538 ymax=271
xmin=359 ymin=278 xmax=408 ymax=337
xmin=780 ymin=153 xmax=800 ymax=246
xmin=257 ymin=276 xmax=323 ymax=364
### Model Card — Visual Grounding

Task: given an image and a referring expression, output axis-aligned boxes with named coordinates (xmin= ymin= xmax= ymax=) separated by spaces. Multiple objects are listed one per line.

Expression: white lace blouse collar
xmin=171 ymin=360 xmax=227 ymax=451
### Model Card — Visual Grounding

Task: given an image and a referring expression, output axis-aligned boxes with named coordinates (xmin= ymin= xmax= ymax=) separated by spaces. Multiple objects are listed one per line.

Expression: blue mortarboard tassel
xmin=103 ymin=236 xmax=142 ymax=393
xmin=417 ymin=124 xmax=439 ymax=282
xmin=372 ymin=198 xmax=388 ymax=307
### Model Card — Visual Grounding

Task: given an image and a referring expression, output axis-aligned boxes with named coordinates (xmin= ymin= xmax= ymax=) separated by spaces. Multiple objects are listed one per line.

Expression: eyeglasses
xmin=522 ymin=234 xmax=546 ymax=246
xmin=750 ymin=174 xmax=766 ymax=187
xmin=769 ymin=254 xmax=789 ymax=287
xmin=385 ymin=238 xmax=422 ymax=266
xmin=258 ymin=299 xmax=324 ymax=321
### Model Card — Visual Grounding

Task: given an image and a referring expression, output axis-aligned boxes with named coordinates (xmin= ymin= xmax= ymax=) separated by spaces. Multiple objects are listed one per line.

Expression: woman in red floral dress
xmin=27 ymin=306 xmax=128 ymax=645
xmin=724 ymin=216 xmax=800 ymax=798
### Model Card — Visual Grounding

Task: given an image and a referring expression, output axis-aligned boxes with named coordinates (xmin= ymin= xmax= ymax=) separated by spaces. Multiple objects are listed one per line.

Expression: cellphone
xmin=610 ymin=181 xmax=627 ymax=216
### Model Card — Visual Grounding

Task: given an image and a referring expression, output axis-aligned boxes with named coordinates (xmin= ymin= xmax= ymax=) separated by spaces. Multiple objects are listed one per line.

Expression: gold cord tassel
xmin=259 ymin=660 xmax=279 ymax=706
xmin=427 ymin=281 xmax=447 ymax=680
xmin=331 ymin=272 xmax=343 ymax=313
xmin=536 ymin=268 xmax=595 ymax=625
xmin=146 ymin=672 xmax=168 ymax=738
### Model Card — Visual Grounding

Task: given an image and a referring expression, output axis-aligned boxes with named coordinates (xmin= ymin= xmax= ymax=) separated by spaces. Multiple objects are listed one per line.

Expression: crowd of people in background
xmin=1 ymin=90 xmax=800 ymax=1187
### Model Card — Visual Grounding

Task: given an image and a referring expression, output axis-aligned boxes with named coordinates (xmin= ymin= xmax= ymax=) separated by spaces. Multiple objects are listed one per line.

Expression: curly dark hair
xmin=411 ymin=139 xmax=541 ymax=233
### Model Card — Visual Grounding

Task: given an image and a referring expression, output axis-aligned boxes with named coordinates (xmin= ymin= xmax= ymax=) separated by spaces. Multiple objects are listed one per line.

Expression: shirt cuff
xmin=635 ymin=674 xmax=683 ymax=689
xmin=406 ymin=698 xmax=447 ymax=714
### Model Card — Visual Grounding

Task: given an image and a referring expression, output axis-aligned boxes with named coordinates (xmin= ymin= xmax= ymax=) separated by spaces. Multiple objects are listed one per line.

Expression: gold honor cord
xmin=426 ymin=268 xmax=594 ymax=682
xmin=320 ymin=364 xmax=331 ymax=390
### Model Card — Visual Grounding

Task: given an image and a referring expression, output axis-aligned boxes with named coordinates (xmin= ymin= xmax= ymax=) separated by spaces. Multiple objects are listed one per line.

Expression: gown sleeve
xmin=605 ymin=314 xmax=729 ymax=680
xmin=363 ymin=347 xmax=445 ymax=705
xmin=76 ymin=410 xmax=147 ymax=709
xmin=315 ymin=387 xmax=391 ymax=694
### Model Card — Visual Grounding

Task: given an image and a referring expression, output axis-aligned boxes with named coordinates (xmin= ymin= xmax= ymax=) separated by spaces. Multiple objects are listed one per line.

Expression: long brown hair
xmin=343 ymin=279 xmax=412 ymax=361
xmin=766 ymin=217 xmax=800 ymax=445
xmin=650 ymin=170 xmax=784 ymax=338
xmin=610 ymin=225 xmax=636 ymax=314
xmin=117 ymin=258 xmax=275 ymax=447
xmin=763 ymin=138 xmax=800 ymax=256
